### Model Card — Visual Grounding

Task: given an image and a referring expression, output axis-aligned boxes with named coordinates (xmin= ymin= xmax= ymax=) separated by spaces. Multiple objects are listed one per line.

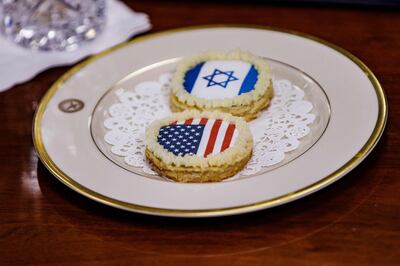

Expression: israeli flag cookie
xmin=145 ymin=110 xmax=253 ymax=183
xmin=171 ymin=50 xmax=273 ymax=121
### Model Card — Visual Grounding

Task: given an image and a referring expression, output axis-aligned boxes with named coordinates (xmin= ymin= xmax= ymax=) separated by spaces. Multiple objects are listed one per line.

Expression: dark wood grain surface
xmin=0 ymin=1 xmax=399 ymax=265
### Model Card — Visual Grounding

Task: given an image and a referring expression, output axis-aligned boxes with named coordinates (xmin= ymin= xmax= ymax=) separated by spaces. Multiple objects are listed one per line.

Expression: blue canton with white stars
xmin=158 ymin=124 xmax=205 ymax=156
xmin=202 ymin=69 xmax=239 ymax=88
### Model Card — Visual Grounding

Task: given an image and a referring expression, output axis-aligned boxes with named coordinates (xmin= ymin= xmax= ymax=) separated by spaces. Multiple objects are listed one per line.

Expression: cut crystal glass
xmin=0 ymin=0 xmax=106 ymax=51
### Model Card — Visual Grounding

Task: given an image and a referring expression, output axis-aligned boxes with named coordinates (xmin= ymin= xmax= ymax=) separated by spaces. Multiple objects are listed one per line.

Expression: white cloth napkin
xmin=0 ymin=0 xmax=151 ymax=92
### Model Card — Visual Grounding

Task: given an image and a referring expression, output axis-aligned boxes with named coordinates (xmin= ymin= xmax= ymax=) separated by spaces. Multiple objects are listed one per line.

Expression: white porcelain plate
xmin=33 ymin=26 xmax=387 ymax=217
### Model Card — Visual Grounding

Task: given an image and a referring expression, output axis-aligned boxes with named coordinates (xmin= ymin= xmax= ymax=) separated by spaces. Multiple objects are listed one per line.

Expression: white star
xmin=168 ymin=134 xmax=172 ymax=137
xmin=178 ymin=135 xmax=183 ymax=138
xmin=172 ymin=138 xmax=176 ymax=141
xmin=161 ymin=138 xmax=166 ymax=141
xmin=183 ymin=139 xmax=187 ymax=142
xmin=171 ymin=128 xmax=175 ymax=131
xmin=193 ymin=140 xmax=198 ymax=142
xmin=180 ymin=128 xmax=185 ymax=131
xmin=191 ymin=129 xmax=195 ymax=132
xmin=174 ymin=132 xmax=179 ymax=135
xmin=166 ymin=141 xmax=170 ymax=144
xmin=185 ymin=149 xmax=189 ymax=152
xmin=171 ymin=145 xmax=175 ymax=148
xmin=176 ymin=142 xmax=181 ymax=145
xmin=195 ymin=133 xmax=200 ymax=136
xmin=181 ymin=145 xmax=185 ymax=148
xmin=197 ymin=126 xmax=201 ymax=129
xmin=184 ymin=132 xmax=189 ymax=135
xmin=189 ymin=136 xmax=193 ymax=139
xmin=177 ymin=125 xmax=181 ymax=128
xmin=174 ymin=149 xmax=179 ymax=152
xmin=191 ymin=145 xmax=196 ymax=148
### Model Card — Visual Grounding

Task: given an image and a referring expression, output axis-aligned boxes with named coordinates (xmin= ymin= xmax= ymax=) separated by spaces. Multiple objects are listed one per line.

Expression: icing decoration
xmin=157 ymin=118 xmax=238 ymax=157
xmin=183 ymin=60 xmax=259 ymax=99
xmin=203 ymin=69 xmax=239 ymax=88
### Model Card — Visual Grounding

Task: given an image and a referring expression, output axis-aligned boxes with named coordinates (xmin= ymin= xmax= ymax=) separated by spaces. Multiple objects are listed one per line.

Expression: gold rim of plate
xmin=32 ymin=25 xmax=388 ymax=217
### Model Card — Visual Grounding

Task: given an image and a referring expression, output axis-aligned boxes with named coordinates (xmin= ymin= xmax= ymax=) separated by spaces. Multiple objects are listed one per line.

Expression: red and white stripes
xmin=172 ymin=118 xmax=238 ymax=157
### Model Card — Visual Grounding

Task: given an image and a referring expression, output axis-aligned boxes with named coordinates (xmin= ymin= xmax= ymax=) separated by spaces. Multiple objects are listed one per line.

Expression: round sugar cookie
xmin=170 ymin=50 xmax=273 ymax=121
xmin=145 ymin=110 xmax=253 ymax=183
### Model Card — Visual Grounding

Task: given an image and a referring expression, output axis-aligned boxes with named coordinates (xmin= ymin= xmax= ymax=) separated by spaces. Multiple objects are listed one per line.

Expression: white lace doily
xmin=103 ymin=73 xmax=315 ymax=178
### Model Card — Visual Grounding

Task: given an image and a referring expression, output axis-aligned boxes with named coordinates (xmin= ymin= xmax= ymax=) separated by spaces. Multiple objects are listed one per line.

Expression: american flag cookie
xmin=145 ymin=110 xmax=253 ymax=182
xmin=170 ymin=50 xmax=273 ymax=121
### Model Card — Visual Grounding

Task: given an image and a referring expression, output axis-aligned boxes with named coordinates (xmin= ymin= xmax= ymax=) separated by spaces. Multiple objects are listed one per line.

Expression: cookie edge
xmin=171 ymin=50 xmax=272 ymax=109
xmin=145 ymin=110 xmax=253 ymax=169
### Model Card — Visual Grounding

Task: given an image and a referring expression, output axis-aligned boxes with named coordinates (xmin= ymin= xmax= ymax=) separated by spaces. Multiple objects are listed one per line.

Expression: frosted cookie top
xmin=146 ymin=110 xmax=253 ymax=167
xmin=183 ymin=60 xmax=259 ymax=100
xmin=158 ymin=117 xmax=239 ymax=158
xmin=172 ymin=50 xmax=271 ymax=108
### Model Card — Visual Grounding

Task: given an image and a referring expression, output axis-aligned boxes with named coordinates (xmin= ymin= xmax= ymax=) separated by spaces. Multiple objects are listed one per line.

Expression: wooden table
xmin=1 ymin=1 xmax=399 ymax=265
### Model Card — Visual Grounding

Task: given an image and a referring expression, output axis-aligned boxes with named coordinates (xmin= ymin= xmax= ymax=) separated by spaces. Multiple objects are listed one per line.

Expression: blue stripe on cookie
xmin=238 ymin=65 xmax=259 ymax=95
xmin=183 ymin=62 xmax=204 ymax=93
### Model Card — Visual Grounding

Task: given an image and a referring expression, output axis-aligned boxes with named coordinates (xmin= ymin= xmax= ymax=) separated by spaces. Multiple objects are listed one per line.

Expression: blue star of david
xmin=202 ymin=69 xmax=239 ymax=88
